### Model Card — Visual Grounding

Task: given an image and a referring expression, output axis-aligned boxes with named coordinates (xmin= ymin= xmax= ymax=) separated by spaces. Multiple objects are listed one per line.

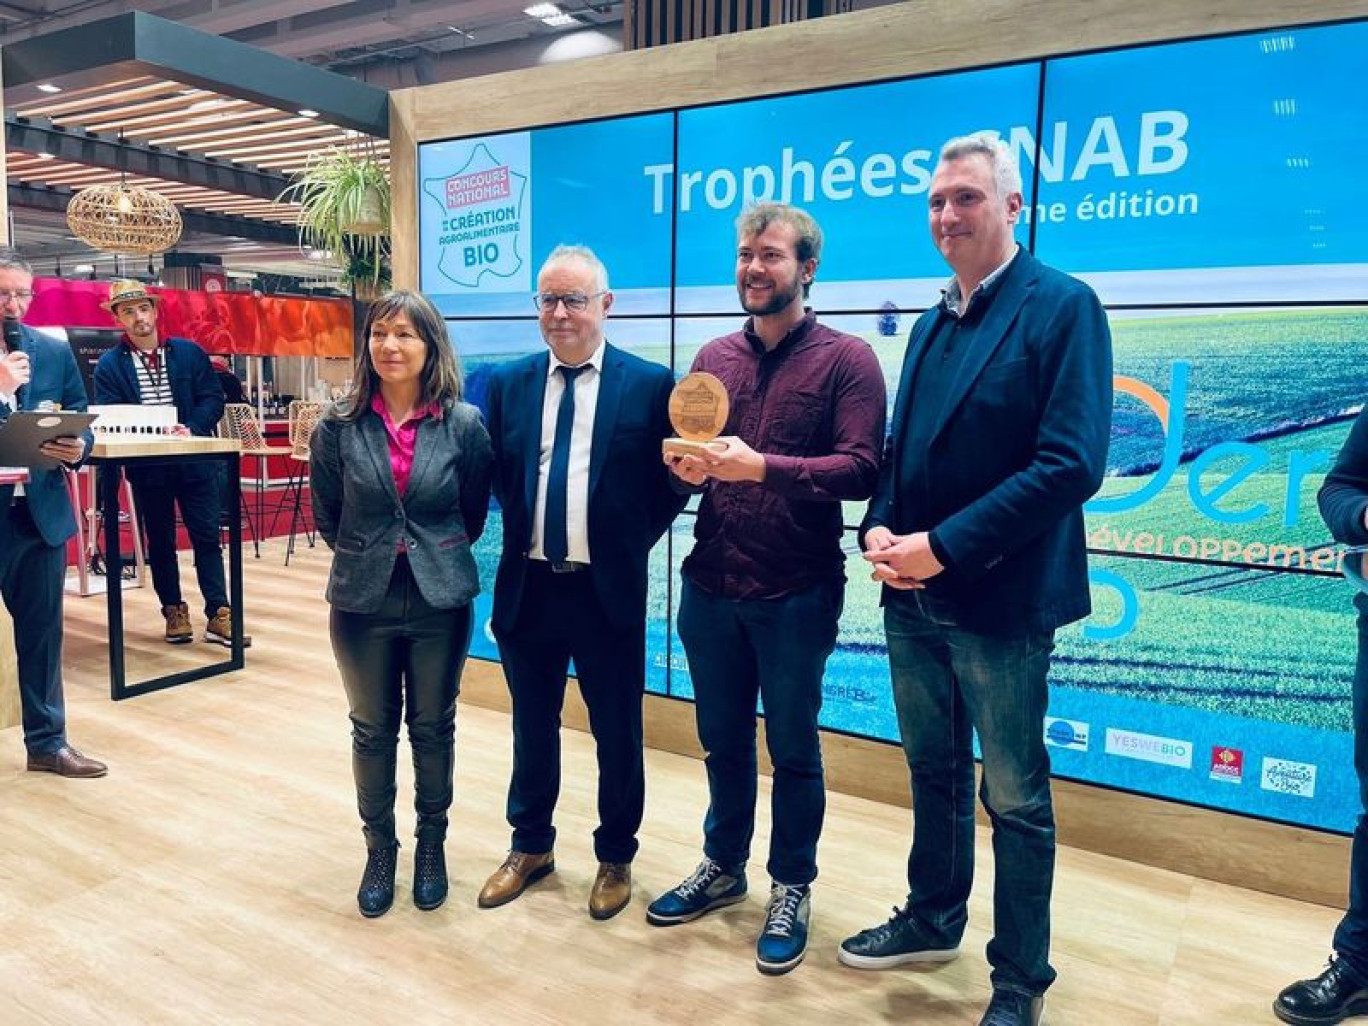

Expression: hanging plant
xmin=344 ymin=244 xmax=392 ymax=301
xmin=278 ymin=146 xmax=391 ymax=287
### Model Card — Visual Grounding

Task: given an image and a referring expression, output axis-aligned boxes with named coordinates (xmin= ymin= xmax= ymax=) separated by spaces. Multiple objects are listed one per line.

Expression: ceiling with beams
xmin=1 ymin=1 xmax=623 ymax=286
xmin=0 ymin=0 xmax=623 ymax=79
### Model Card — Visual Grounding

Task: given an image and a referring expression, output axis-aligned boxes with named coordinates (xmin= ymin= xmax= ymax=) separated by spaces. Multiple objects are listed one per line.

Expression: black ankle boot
xmin=1276 ymin=957 xmax=1368 ymax=1024
xmin=413 ymin=839 xmax=448 ymax=911
xmin=357 ymin=843 xmax=398 ymax=918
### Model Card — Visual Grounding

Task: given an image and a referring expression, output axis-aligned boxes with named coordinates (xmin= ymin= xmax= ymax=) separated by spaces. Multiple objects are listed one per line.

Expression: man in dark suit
xmin=0 ymin=247 xmax=106 ymax=777
xmin=1274 ymin=412 xmax=1368 ymax=1025
xmin=838 ymin=134 xmax=1112 ymax=1026
xmin=478 ymin=244 xmax=684 ymax=921
xmin=92 ymin=280 xmax=242 ymax=648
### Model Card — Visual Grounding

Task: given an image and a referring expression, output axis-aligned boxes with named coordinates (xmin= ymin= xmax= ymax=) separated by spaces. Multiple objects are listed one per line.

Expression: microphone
xmin=3 ymin=317 xmax=28 ymax=408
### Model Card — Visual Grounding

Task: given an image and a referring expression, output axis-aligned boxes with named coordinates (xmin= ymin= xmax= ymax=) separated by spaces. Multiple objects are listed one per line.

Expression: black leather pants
xmin=330 ymin=556 xmax=474 ymax=849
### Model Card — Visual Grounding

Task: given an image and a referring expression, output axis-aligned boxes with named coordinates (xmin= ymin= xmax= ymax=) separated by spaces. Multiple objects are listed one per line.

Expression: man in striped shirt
xmin=93 ymin=280 xmax=243 ymax=648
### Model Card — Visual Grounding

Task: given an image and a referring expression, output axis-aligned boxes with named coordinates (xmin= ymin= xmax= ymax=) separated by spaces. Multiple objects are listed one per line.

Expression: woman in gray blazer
xmin=311 ymin=290 xmax=492 ymax=918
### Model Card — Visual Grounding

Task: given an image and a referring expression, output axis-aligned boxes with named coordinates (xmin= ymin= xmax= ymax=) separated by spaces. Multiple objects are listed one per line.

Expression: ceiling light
xmin=74 ymin=264 xmax=94 ymax=274
xmin=36 ymin=83 xmax=62 ymax=94
xmin=541 ymin=12 xmax=578 ymax=25
xmin=66 ymin=183 xmax=184 ymax=255
xmin=524 ymin=3 xmax=562 ymax=18
xmin=298 ymin=109 xmax=319 ymax=118
xmin=37 ymin=152 xmax=55 ymax=160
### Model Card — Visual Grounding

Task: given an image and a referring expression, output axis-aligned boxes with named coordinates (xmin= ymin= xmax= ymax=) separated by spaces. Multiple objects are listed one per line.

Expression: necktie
xmin=544 ymin=364 xmax=585 ymax=564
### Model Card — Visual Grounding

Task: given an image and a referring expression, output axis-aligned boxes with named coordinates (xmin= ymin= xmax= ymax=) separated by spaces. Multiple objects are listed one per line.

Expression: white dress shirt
xmin=529 ymin=340 xmax=604 ymax=564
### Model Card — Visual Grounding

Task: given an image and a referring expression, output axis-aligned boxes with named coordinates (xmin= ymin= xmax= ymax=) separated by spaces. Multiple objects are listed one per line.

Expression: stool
xmin=221 ymin=403 xmax=291 ymax=558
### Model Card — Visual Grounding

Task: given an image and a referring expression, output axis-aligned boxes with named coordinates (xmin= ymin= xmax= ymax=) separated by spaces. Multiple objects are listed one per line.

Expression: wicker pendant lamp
xmin=66 ymin=180 xmax=183 ymax=255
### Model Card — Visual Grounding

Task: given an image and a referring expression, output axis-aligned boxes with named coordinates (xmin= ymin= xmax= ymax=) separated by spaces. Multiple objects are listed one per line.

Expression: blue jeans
xmin=885 ymin=592 xmax=1057 ymax=996
xmin=1333 ymin=612 xmax=1368 ymax=978
xmin=678 ymin=577 xmax=841 ymax=887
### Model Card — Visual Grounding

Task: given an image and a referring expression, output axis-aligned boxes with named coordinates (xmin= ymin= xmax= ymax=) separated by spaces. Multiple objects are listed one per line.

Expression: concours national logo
xmin=423 ymin=137 xmax=530 ymax=290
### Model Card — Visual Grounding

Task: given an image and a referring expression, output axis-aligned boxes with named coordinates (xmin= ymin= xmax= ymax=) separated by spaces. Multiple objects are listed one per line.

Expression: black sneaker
xmin=837 ymin=905 xmax=960 ymax=969
xmin=979 ymin=990 xmax=1043 ymax=1026
xmin=646 ymin=858 xmax=747 ymax=926
xmin=1275 ymin=957 xmax=1368 ymax=1025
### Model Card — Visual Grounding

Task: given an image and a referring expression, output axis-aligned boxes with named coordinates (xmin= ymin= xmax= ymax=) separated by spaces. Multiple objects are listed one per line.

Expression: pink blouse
xmin=370 ymin=393 xmax=442 ymax=496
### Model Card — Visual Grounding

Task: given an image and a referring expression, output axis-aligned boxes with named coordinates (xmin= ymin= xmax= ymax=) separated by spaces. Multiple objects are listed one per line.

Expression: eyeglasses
xmin=533 ymin=291 xmax=605 ymax=312
xmin=0 ymin=290 xmax=34 ymax=302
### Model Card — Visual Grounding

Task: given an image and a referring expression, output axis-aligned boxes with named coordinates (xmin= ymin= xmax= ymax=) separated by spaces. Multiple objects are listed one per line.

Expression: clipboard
xmin=0 ymin=410 xmax=96 ymax=469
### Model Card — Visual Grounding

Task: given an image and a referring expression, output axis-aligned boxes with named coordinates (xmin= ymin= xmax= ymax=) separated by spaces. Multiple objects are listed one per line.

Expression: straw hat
xmin=101 ymin=279 xmax=162 ymax=313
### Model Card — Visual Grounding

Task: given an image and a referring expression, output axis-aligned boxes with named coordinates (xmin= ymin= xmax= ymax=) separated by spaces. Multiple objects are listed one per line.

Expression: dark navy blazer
xmin=1318 ymin=406 xmax=1368 ymax=615
xmin=0 ymin=323 xmax=92 ymax=547
xmin=92 ymin=334 xmax=225 ymax=486
xmin=863 ymin=248 xmax=1114 ymax=636
xmin=92 ymin=335 xmax=224 ymax=437
xmin=484 ymin=342 xmax=685 ymax=634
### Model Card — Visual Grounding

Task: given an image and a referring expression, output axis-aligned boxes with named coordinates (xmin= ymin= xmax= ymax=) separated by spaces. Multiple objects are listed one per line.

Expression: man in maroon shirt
xmin=646 ymin=202 xmax=886 ymax=975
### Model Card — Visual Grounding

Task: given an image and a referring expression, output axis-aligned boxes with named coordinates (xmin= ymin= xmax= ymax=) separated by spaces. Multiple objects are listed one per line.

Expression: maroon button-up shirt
xmin=681 ymin=312 xmax=886 ymax=600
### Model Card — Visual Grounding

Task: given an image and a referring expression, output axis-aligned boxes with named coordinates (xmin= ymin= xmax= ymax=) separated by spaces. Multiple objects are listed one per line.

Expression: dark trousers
xmin=885 ymin=591 xmax=1057 ymax=996
xmin=1334 ymin=613 xmax=1368 ymax=978
xmin=0 ymin=501 xmax=68 ymax=754
xmin=330 ymin=557 xmax=473 ymax=850
xmin=494 ymin=563 xmax=646 ymax=864
xmin=130 ymin=465 xmax=227 ymax=618
xmin=677 ymin=577 xmax=841 ymax=887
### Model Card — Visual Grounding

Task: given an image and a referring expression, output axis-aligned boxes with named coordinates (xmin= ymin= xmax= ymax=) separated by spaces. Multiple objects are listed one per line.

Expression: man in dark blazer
xmin=478 ymin=244 xmax=685 ymax=921
xmin=838 ymin=134 xmax=1112 ymax=1026
xmin=92 ymin=280 xmax=241 ymax=648
xmin=1275 ymin=410 xmax=1368 ymax=1025
xmin=0 ymin=247 xmax=106 ymax=777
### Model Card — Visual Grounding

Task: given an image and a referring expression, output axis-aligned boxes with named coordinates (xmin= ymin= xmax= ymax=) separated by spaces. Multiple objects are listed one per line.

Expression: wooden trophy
xmin=663 ymin=372 xmax=730 ymax=457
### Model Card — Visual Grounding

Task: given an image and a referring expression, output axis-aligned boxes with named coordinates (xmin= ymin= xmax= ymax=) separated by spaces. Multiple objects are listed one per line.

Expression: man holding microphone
xmin=0 ymin=246 xmax=106 ymax=778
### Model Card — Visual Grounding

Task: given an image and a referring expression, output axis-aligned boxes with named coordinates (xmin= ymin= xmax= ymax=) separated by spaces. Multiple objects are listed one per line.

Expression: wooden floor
xmin=0 ymin=541 xmax=1347 ymax=1024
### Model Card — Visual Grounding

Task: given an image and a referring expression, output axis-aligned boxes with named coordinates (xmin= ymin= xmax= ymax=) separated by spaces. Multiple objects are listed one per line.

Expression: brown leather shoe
xmin=589 ymin=861 xmax=632 ymax=921
xmin=205 ymin=606 xmax=252 ymax=648
xmin=27 ymin=745 xmax=108 ymax=779
xmin=478 ymin=850 xmax=555 ymax=909
xmin=163 ymin=602 xmax=192 ymax=644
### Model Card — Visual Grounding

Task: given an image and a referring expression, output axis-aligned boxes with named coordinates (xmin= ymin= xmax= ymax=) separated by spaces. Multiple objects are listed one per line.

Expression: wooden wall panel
xmin=0 ymin=616 xmax=17 ymax=731
xmin=388 ymin=90 xmax=420 ymax=294
xmin=393 ymin=0 xmax=1368 ymax=905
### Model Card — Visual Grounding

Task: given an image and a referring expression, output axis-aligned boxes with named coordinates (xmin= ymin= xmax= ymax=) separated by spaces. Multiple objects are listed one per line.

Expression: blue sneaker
xmin=646 ymin=858 xmax=747 ymax=926
xmin=755 ymin=883 xmax=811 ymax=975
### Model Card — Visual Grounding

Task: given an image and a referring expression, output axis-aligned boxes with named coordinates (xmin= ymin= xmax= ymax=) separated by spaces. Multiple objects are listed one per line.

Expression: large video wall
xmin=417 ymin=19 xmax=1368 ymax=833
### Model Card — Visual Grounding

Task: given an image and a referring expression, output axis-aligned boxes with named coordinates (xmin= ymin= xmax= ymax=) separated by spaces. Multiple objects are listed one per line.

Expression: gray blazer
xmin=310 ymin=398 xmax=493 ymax=614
